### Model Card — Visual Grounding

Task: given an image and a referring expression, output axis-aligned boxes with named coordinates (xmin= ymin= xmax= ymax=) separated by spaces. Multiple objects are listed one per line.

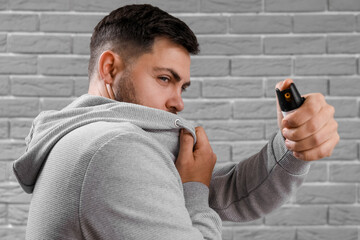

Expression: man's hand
xmin=276 ymin=79 xmax=340 ymax=161
xmin=175 ymin=127 xmax=217 ymax=187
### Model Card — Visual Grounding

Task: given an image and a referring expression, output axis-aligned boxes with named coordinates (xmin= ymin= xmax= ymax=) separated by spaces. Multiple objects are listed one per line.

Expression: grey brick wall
xmin=0 ymin=0 xmax=359 ymax=239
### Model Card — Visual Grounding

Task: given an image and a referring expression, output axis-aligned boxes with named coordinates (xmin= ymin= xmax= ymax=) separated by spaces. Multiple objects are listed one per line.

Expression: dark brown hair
xmin=88 ymin=4 xmax=199 ymax=78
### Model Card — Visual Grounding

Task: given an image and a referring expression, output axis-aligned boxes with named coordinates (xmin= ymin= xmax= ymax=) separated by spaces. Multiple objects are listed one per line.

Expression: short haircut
xmin=88 ymin=4 xmax=199 ymax=78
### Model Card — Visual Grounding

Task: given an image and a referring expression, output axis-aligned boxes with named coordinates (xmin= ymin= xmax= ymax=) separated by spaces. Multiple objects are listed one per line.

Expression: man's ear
xmin=97 ymin=50 xmax=125 ymax=85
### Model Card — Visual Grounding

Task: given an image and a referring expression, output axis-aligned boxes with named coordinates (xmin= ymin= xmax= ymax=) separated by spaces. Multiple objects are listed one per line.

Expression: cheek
xmin=133 ymin=78 xmax=168 ymax=109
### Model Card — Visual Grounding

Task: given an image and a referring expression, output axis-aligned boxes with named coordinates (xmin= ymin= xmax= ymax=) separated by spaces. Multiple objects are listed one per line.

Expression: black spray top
xmin=276 ymin=83 xmax=305 ymax=112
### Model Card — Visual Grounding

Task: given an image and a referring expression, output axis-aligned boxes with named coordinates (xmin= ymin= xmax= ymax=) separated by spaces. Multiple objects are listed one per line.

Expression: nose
xmin=166 ymin=90 xmax=184 ymax=113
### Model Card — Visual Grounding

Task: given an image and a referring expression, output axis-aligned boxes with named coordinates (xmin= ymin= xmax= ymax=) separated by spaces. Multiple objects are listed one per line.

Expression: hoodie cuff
xmin=183 ymin=182 xmax=210 ymax=209
xmin=272 ymin=130 xmax=311 ymax=175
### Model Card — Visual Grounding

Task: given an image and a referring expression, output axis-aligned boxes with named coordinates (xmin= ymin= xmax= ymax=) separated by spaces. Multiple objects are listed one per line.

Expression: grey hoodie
xmin=13 ymin=94 xmax=311 ymax=240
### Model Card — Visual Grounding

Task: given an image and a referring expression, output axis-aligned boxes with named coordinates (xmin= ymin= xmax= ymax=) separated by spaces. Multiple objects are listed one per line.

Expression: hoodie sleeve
xmin=209 ymin=130 xmax=311 ymax=222
xmin=79 ymin=131 xmax=221 ymax=240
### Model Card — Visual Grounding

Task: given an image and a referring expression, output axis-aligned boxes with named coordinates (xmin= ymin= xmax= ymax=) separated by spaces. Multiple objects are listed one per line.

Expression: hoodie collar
xmin=14 ymin=94 xmax=196 ymax=194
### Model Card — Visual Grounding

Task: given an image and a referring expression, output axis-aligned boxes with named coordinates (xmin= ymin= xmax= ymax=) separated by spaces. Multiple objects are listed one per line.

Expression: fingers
xmin=293 ymin=131 xmax=340 ymax=161
xmin=177 ymin=129 xmax=194 ymax=162
xmin=282 ymin=103 xmax=335 ymax=141
xmin=284 ymin=118 xmax=338 ymax=152
xmin=275 ymin=78 xmax=294 ymax=91
xmin=193 ymin=126 xmax=211 ymax=151
xmin=283 ymin=93 xmax=326 ymax=128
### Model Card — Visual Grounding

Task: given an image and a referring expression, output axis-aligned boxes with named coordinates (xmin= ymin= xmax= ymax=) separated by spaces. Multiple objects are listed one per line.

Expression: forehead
xmin=135 ymin=38 xmax=191 ymax=80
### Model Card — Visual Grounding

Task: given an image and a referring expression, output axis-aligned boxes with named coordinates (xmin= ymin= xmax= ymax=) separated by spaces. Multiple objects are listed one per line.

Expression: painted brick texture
xmin=0 ymin=0 xmax=359 ymax=239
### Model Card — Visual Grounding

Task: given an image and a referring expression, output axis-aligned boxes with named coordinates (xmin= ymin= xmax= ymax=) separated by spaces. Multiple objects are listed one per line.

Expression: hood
xmin=13 ymin=94 xmax=196 ymax=194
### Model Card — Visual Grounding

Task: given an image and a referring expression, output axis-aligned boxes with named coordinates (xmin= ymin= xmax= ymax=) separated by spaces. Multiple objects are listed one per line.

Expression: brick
xmin=233 ymin=228 xmax=295 ymax=240
xmin=265 ymin=205 xmax=327 ymax=225
xmin=74 ymin=77 xmax=89 ymax=96
xmin=234 ymin=99 xmax=277 ymax=119
xmin=73 ymin=35 xmax=91 ymax=55
xmin=182 ymin=79 xmax=201 ymax=99
xmin=0 ymin=0 xmax=8 ymax=10
xmin=211 ymin=143 xmax=231 ymax=162
xmin=233 ymin=141 xmax=267 ymax=161
xmin=264 ymin=37 xmax=326 ymax=55
xmin=265 ymin=0 xmax=327 ymax=12
xmin=0 ymin=56 xmax=37 ymax=74
xmin=0 ymin=161 xmax=8 ymax=181
xmin=294 ymin=15 xmax=356 ymax=33
xmin=265 ymin=120 xmax=279 ymax=139
xmin=11 ymin=76 xmax=73 ymax=97
xmin=9 ymin=0 xmax=69 ymax=10
xmin=327 ymin=140 xmax=357 ymax=160
xmin=305 ymin=162 xmax=327 ymax=182
xmin=202 ymin=78 xmax=263 ymax=98
xmin=8 ymin=204 xmax=29 ymax=225
xmin=139 ymin=0 xmax=200 ymax=12
xmin=0 ymin=34 xmax=6 ymax=52
xmin=232 ymin=58 xmax=291 ymax=76
xmin=0 ymin=13 xmax=38 ymax=31
xmin=178 ymin=16 xmax=227 ymax=34
xmin=329 ymin=0 xmax=360 ymax=11
xmin=0 ymin=182 xmax=31 ymax=203
xmin=0 ymin=204 xmax=5 ymax=224
xmin=265 ymin=78 xmax=328 ymax=97
xmin=0 ymin=98 xmax=39 ymax=117
xmin=198 ymin=37 xmax=261 ymax=55
xmin=230 ymin=15 xmax=292 ymax=34
xmin=337 ymin=120 xmax=360 ymax=139
xmin=0 ymin=140 xmax=25 ymax=160
xmin=40 ymin=13 xmax=104 ymax=33
xmin=328 ymin=35 xmax=360 ymax=54
xmin=0 ymin=226 xmax=26 ymax=240
xmin=8 ymin=162 xmax=19 ymax=182
xmin=329 ymin=206 xmax=360 ymax=225
xmin=190 ymin=58 xmax=229 ymax=77
xmin=297 ymin=228 xmax=358 ymax=240
xmin=38 ymin=56 xmax=89 ymax=76
xmin=198 ymin=120 xmax=264 ymax=141
xmin=75 ymin=0 xmax=199 ymax=12
xmin=10 ymin=119 xmax=32 ymax=139
xmin=72 ymin=0 xmax=133 ymax=11
xmin=295 ymin=57 xmax=356 ymax=75
xmin=296 ymin=184 xmax=356 ymax=204
xmin=180 ymin=100 xmax=231 ymax=120
xmin=0 ymin=76 xmax=9 ymax=96
xmin=329 ymin=77 xmax=360 ymax=96
xmin=40 ymin=98 xmax=74 ymax=111
xmin=8 ymin=34 xmax=71 ymax=54
xmin=326 ymin=98 xmax=357 ymax=118
xmin=330 ymin=164 xmax=360 ymax=182
xmin=201 ymin=0 xmax=261 ymax=13
xmin=0 ymin=120 xmax=8 ymax=138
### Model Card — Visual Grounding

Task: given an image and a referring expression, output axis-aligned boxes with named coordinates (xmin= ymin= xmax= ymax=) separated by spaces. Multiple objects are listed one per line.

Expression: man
xmin=13 ymin=4 xmax=339 ymax=240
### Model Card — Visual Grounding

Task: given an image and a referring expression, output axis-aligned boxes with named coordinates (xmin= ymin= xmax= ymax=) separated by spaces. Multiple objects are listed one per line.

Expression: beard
xmin=113 ymin=69 xmax=141 ymax=105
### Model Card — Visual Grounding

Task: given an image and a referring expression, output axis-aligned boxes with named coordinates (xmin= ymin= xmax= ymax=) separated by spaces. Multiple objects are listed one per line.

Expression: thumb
xmin=177 ymin=129 xmax=194 ymax=161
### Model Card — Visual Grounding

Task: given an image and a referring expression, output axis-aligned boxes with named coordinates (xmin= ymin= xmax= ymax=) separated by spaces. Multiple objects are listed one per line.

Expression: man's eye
xmin=181 ymin=87 xmax=187 ymax=92
xmin=159 ymin=76 xmax=170 ymax=82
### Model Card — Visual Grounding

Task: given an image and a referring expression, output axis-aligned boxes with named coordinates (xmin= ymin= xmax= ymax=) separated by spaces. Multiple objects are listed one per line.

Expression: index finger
xmin=193 ymin=127 xmax=211 ymax=151
xmin=283 ymin=93 xmax=325 ymax=128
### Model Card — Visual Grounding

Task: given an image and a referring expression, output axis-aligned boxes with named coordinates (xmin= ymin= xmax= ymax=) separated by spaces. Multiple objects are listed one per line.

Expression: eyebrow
xmin=153 ymin=67 xmax=191 ymax=88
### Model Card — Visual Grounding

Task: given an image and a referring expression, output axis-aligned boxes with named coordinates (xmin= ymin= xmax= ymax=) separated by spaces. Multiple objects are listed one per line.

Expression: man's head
xmin=88 ymin=4 xmax=199 ymax=114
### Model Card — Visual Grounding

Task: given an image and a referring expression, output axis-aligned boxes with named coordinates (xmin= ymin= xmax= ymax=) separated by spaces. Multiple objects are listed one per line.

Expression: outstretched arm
xmin=208 ymin=79 xmax=339 ymax=222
